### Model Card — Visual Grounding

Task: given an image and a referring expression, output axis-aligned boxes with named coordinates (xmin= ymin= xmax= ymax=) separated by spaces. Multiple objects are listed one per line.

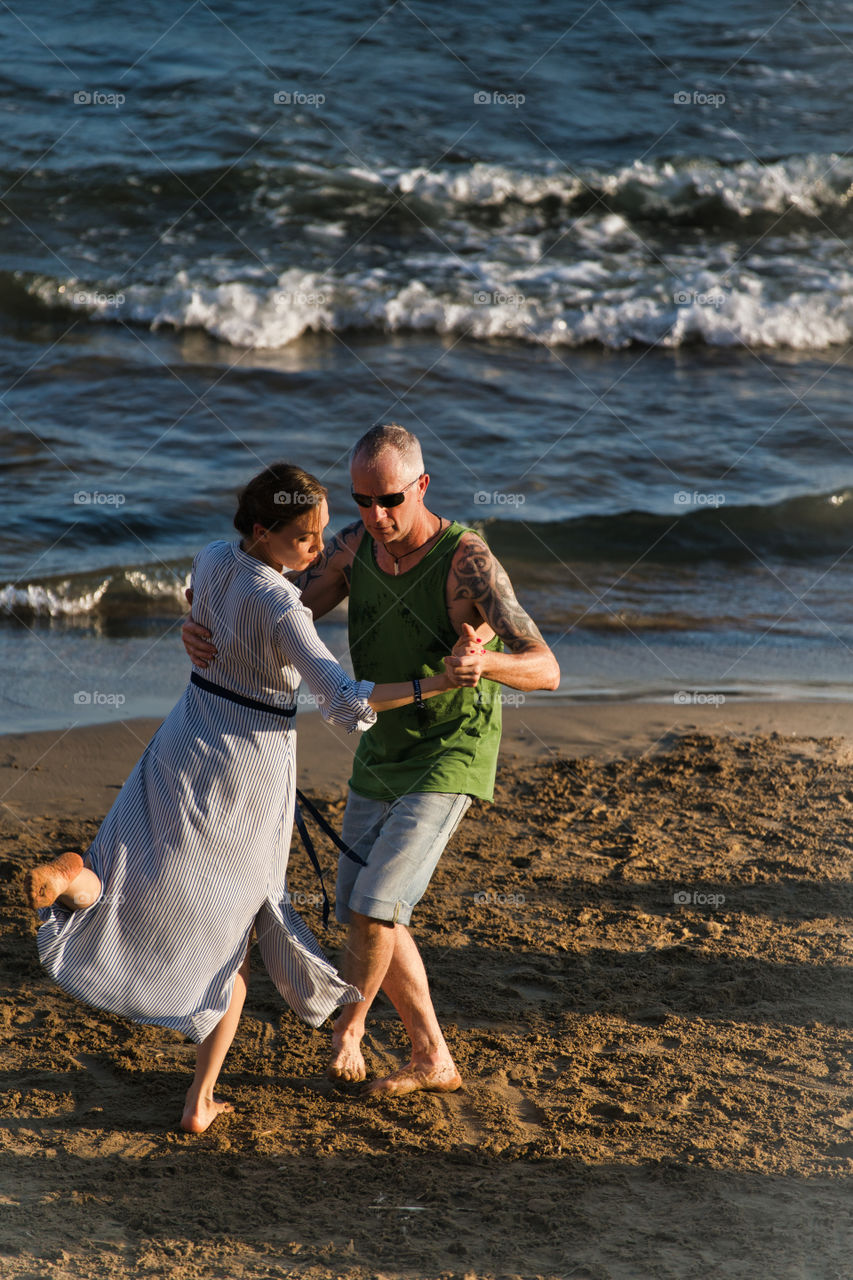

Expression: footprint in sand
xmin=447 ymin=1072 xmax=550 ymax=1150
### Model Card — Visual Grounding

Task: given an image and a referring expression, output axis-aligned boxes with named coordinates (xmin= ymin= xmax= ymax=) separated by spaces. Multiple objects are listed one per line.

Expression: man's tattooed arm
xmin=288 ymin=519 xmax=364 ymax=618
xmin=450 ymin=534 xmax=546 ymax=652
xmin=448 ymin=533 xmax=560 ymax=690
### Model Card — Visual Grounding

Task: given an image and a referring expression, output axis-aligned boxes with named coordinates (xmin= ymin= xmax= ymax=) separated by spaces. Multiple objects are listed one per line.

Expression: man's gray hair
xmin=350 ymin=423 xmax=424 ymax=475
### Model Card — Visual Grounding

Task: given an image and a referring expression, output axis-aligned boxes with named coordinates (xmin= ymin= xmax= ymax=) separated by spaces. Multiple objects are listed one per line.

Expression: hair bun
xmin=234 ymin=463 xmax=326 ymax=537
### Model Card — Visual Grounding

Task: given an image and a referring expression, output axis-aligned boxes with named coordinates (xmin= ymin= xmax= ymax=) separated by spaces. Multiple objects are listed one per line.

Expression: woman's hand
xmin=444 ymin=622 xmax=488 ymax=687
xmin=182 ymin=588 xmax=218 ymax=669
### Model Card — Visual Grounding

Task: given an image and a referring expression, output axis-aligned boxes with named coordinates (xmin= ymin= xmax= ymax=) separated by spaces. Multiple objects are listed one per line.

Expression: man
xmin=182 ymin=424 xmax=559 ymax=1096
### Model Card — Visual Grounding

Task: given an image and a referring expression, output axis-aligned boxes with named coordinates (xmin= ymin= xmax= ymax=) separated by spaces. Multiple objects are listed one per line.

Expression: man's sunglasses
xmin=351 ymin=475 xmax=422 ymax=509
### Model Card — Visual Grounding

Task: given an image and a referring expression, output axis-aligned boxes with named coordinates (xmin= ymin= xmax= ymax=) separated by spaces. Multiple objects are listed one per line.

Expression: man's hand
xmin=444 ymin=622 xmax=487 ymax=687
xmin=182 ymin=587 xmax=217 ymax=669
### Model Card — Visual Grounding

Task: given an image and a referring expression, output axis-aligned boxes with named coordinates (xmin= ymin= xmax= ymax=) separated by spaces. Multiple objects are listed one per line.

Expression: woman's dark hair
xmin=233 ymin=463 xmax=327 ymax=538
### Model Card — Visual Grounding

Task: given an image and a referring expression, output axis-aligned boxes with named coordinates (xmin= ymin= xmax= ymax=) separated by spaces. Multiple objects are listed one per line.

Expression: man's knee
xmin=349 ymin=909 xmax=394 ymax=931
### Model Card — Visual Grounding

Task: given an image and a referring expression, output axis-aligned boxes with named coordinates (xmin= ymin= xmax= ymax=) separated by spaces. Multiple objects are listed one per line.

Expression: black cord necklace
xmin=384 ymin=517 xmax=446 ymax=575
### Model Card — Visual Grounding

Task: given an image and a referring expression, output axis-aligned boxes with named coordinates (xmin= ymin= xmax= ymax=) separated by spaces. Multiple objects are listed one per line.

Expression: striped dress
xmin=36 ymin=540 xmax=374 ymax=1043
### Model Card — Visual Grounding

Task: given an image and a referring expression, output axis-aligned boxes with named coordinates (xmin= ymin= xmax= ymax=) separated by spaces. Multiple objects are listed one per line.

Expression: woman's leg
xmin=180 ymin=942 xmax=252 ymax=1134
xmin=26 ymin=852 xmax=101 ymax=911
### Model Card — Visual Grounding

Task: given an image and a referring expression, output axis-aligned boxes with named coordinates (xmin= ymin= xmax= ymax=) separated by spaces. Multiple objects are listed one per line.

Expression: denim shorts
xmin=335 ymin=789 xmax=473 ymax=926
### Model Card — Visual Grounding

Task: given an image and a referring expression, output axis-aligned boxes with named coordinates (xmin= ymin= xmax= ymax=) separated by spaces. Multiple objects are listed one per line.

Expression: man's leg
xmin=329 ymin=914 xmax=460 ymax=1093
xmin=329 ymin=911 xmax=395 ymax=1081
xmin=328 ymin=792 xmax=391 ymax=1082
xmin=366 ymin=922 xmax=461 ymax=1095
xmin=328 ymin=790 xmax=471 ymax=1091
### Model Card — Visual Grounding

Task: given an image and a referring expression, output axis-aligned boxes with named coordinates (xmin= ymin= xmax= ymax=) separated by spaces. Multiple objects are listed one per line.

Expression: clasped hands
xmin=443 ymin=623 xmax=488 ymax=688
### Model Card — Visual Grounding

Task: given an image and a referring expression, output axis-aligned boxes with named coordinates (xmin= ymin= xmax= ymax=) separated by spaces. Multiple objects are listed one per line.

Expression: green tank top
xmin=348 ymin=520 xmax=502 ymax=802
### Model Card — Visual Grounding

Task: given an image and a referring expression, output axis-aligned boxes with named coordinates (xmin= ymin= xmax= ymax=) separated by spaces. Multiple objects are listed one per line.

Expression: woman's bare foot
xmin=25 ymin=852 xmax=84 ymax=910
xmin=327 ymin=1029 xmax=367 ymax=1083
xmin=180 ymin=1093 xmax=234 ymax=1134
xmin=364 ymin=1059 xmax=462 ymax=1097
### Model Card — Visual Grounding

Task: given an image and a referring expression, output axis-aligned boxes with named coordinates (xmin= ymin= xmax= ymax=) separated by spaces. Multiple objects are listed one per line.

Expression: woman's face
xmin=253 ymin=498 xmax=329 ymax=572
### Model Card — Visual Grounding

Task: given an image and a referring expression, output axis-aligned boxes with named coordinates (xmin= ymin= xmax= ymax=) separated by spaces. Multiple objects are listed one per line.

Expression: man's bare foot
xmin=25 ymin=852 xmax=84 ymax=910
xmin=180 ymin=1094 xmax=234 ymax=1134
xmin=364 ymin=1059 xmax=463 ymax=1097
xmin=327 ymin=1029 xmax=367 ymax=1083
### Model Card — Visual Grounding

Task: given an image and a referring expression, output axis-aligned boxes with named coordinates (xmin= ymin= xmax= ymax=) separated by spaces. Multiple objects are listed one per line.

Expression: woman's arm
xmin=370 ymin=626 xmax=485 ymax=708
xmin=367 ymin=671 xmax=454 ymax=712
xmin=274 ymin=603 xmax=470 ymax=731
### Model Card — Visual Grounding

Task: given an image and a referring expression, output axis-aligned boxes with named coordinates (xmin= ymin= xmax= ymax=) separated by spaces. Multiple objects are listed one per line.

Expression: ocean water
xmin=3 ymin=0 xmax=853 ymax=731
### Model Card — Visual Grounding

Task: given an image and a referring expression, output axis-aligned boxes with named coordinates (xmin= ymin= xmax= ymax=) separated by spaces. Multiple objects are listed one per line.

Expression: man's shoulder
xmin=325 ymin=519 xmax=366 ymax=585
xmin=450 ymin=525 xmax=488 ymax=551
xmin=330 ymin=519 xmax=366 ymax=563
xmin=446 ymin=526 xmax=491 ymax=574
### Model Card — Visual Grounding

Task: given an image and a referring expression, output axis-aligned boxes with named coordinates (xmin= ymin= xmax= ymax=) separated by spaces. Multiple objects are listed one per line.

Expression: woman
xmin=26 ymin=463 xmax=472 ymax=1133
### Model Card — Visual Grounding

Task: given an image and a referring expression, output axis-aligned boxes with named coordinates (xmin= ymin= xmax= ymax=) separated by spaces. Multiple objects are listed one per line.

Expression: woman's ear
xmin=251 ymin=521 xmax=269 ymax=542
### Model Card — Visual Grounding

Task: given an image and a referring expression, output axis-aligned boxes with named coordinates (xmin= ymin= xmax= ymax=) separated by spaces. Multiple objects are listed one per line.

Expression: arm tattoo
xmin=452 ymin=536 xmax=545 ymax=652
xmin=287 ymin=519 xmax=363 ymax=592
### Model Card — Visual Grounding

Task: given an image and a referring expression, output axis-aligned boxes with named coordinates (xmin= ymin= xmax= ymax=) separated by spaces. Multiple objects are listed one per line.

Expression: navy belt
xmin=190 ymin=669 xmax=366 ymax=927
xmin=191 ymin=670 xmax=296 ymax=717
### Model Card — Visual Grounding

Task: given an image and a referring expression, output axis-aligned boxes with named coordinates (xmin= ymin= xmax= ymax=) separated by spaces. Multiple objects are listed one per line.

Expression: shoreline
xmin=3 ymin=699 xmax=852 ymax=822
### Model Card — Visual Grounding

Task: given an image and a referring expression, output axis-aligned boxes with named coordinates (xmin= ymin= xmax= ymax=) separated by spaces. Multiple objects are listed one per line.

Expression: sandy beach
xmin=2 ymin=700 xmax=852 ymax=1279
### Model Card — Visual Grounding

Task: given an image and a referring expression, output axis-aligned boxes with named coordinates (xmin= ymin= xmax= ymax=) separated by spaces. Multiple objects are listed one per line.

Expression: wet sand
xmin=2 ymin=702 xmax=852 ymax=1279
